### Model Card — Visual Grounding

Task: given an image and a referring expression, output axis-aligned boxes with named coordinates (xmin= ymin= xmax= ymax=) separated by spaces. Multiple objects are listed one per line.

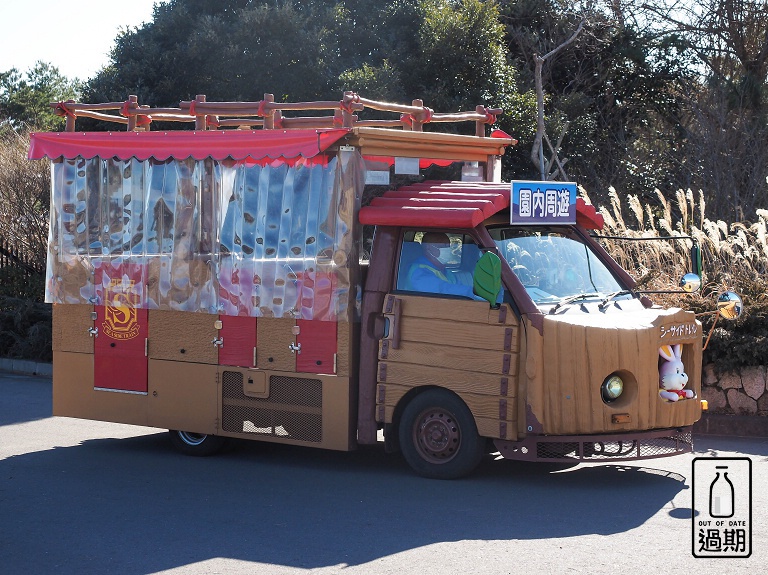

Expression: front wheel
xmin=399 ymin=389 xmax=485 ymax=479
xmin=168 ymin=430 xmax=229 ymax=456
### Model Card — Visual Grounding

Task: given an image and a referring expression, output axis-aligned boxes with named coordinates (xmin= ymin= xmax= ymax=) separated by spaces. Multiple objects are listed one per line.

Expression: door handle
xmin=87 ymin=327 xmax=98 ymax=337
xmin=383 ymin=295 xmax=402 ymax=350
xmin=288 ymin=342 xmax=302 ymax=354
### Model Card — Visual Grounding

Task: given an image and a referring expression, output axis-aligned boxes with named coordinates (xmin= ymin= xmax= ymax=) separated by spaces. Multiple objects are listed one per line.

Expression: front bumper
xmin=494 ymin=427 xmax=693 ymax=462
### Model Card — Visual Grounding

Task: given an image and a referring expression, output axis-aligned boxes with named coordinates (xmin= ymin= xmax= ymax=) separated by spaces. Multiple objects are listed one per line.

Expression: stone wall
xmin=702 ymin=363 xmax=768 ymax=416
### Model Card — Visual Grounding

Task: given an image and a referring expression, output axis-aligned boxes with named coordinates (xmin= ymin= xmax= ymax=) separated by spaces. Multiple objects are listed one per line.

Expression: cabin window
xmin=395 ymin=230 xmax=480 ymax=298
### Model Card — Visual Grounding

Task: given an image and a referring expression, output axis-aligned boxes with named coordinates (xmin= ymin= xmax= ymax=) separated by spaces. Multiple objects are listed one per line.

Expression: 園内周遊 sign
xmin=510 ymin=181 xmax=577 ymax=225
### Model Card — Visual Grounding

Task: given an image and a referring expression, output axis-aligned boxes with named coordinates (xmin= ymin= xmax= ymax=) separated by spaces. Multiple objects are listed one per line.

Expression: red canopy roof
xmin=28 ymin=128 xmax=350 ymax=162
xmin=358 ymin=181 xmax=604 ymax=229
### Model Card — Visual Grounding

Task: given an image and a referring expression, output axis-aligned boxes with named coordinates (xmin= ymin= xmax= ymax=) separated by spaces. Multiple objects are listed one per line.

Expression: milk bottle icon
xmin=710 ymin=465 xmax=734 ymax=518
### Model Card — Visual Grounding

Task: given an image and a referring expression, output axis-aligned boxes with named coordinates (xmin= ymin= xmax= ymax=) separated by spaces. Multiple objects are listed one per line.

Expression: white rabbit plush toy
xmin=658 ymin=344 xmax=695 ymax=401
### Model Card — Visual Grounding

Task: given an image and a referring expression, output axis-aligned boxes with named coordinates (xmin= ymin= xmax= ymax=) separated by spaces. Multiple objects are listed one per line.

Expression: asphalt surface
xmin=1 ymin=372 xmax=765 ymax=574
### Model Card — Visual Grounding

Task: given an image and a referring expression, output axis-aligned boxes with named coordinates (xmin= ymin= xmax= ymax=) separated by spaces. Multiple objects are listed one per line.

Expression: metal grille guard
xmin=494 ymin=427 xmax=693 ymax=462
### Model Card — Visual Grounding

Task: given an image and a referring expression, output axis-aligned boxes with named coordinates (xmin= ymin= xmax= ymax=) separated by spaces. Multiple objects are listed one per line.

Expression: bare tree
xmin=531 ymin=19 xmax=586 ymax=180
xmin=638 ymin=0 xmax=768 ymax=219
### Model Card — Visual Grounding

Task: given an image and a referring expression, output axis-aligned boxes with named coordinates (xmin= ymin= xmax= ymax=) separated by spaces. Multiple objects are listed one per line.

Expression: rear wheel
xmin=399 ymin=389 xmax=485 ymax=479
xmin=168 ymin=430 xmax=229 ymax=456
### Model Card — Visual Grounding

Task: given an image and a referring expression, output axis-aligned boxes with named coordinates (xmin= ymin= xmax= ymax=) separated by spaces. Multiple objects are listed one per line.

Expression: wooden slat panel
xmin=256 ymin=317 xmax=296 ymax=372
xmin=380 ymin=340 xmax=518 ymax=376
xmin=380 ymin=364 xmax=517 ymax=397
xmin=463 ymin=392 xmax=515 ymax=420
xmin=475 ymin=417 xmax=518 ymax=440
xmin=149 ymin=310 xmax=218 ymax=364
xmin=488 ymin=304 xmax=519 ymax=326
xmin=394 ymin=294 xmax=494 ymax=324
xmin=398 ymin=317 xmax=518 ymax=352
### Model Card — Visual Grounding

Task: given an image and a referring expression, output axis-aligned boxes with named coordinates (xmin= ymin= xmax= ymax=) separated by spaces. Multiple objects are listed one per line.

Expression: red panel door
xmin=218 ymin=315 xmax=257 ymax=367
xmin=94 ymin=306 xmax=148 ymax=393
xmin=296 ymin=319 xmax=337 ymax=375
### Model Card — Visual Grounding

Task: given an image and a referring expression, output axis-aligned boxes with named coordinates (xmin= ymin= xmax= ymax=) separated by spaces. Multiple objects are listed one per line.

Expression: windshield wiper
xmin=549 ymin=292 xmax=602 ymax=314
xmin=598 ymin=289 xmax=634 ymax=310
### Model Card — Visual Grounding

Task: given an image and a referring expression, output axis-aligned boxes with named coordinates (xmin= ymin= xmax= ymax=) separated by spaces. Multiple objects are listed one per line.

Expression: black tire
xmin=168 ymin=430 xmax=229 ymax=456
xmin=399 ymin=389 xmax=485 ymax=479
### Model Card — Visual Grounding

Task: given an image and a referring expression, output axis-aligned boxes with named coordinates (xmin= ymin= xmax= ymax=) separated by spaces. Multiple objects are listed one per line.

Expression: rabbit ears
xmin=659 ymin=344 xmax=682 ymax=361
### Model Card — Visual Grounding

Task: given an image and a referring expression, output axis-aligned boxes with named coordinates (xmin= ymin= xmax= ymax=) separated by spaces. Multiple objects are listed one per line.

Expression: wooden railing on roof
xmin=51 ymin=91 xmax=503 ymax=137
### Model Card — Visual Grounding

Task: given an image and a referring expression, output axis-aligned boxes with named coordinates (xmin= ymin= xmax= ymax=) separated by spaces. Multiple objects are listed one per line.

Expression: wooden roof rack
xmin=51 ymin=91 xmax=506 ymax=138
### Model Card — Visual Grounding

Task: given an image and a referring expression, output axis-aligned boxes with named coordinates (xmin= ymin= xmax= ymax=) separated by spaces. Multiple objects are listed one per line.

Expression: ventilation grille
xmin=221 ymin=372 xmax=322 ymax=442
xmin=535 ymin=431 xmax=693 ymax=460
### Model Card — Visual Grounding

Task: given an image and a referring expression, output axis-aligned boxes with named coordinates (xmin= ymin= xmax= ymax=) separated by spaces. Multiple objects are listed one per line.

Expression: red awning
xmin=359 ymin=181 xmax=511 ymax=228
xmin=358 ymin=181 xmax=604 ymax=230
xmin=28 ymin=128 xmax=351 ymax=162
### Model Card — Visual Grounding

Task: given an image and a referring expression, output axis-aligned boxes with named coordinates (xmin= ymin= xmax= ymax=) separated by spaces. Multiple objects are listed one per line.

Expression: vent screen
xmin=222 ymin=372 xmax=322 ymax=442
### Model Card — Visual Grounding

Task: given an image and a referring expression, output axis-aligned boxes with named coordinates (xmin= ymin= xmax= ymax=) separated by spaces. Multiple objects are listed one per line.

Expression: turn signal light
xmin=701 ymin=399 xmax=709 ymax=411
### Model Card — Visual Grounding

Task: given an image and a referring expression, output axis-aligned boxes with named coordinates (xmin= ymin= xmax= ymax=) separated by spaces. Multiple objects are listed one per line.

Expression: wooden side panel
xmin=377 ymin=294 xmax=520 ymax=441
xmin=94 ymin=306 xmax=148 ymax=393
xmin=53 ymin=304 xmax=94 ymax=354
xmin=53 ymin=351 xmax=148 ymax=426
xmin=256 ymin=317 xmax=296 ymax=371
xmin=380 ymin=363 xmax=514 ymax=397
xmin=336 ymin=321 xmax=352 ymax=378
xmin=149 ymin=310 xmax=218 ymax=364
xmin=399 ymin=317 xmax=518 ymax=352
xmin=147 ymin=360 xmax=219 ymax=434
xmin=381 ymin=341 xmax=517 ymax=376
xmin=296 ymin=319 xmax=337 ymax=375
xmin=218 ymin=315 xmax=257 ymax=367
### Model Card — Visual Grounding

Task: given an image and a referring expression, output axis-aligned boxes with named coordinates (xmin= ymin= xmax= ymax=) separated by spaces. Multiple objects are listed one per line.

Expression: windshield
xmin=489 ymin=227 xmax=627 ymax=308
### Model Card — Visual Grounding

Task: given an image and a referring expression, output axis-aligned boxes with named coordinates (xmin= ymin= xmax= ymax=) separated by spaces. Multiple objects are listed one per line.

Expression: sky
xmin=0 ymin=0 xmax=168 ymax=81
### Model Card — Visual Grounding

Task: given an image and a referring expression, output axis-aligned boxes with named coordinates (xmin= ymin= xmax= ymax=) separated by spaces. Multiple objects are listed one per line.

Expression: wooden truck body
xmin=29 ymin=94 xmax=703 ymax=478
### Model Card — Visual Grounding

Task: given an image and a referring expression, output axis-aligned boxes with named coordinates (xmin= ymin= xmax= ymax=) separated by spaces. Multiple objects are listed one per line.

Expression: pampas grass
xmin=588 ymin=187 xmax=768 ymax=309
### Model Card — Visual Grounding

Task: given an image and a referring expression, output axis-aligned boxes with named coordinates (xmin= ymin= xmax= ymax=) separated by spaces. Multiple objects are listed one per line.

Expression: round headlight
xmin=602 ymin=375 xmax=624 ymax=403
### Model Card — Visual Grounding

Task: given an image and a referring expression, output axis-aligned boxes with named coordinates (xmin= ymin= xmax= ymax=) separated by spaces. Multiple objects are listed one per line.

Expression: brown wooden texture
xmin=376 ymin=294 xmax=520 ymax=440
xmin=336 ymin=321 xmax=351 ymax=377
xmin=53 ymin=351 xmax=148 ymax=426
xmin=148 ymin=310 xmax=218 ymax=364
xmin=529 ymin=307 xmax=703 ymax=435
xmin=147 ymin=360 xmax=219 ymax=433
xmin=53 ymin=304 xmax=94 ymax=354
xmin=256 ymin=317 xmax=296 ymax=372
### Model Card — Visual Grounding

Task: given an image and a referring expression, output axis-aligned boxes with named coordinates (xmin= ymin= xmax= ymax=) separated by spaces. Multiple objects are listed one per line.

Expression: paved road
xmin=1 ymin=372 xmax=765 ymax=575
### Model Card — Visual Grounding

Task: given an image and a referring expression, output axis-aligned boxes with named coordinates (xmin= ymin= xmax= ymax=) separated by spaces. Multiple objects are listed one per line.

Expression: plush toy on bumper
xmin=659 ymin=344 xmax=694 ymax=401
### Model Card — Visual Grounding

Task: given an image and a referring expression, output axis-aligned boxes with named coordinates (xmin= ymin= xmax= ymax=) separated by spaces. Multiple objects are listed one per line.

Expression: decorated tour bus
xmin=27 ymin=92 xmax=741 ymax=478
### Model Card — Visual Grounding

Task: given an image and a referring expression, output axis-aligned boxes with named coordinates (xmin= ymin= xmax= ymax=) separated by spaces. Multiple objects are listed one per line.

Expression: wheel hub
xmin=414 ymin=409 xmax=460 ymax=463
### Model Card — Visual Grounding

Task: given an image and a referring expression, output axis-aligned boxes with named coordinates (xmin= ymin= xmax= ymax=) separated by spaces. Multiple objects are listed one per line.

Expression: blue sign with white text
xmin=510 ymin=181 xmax=577 ymax=225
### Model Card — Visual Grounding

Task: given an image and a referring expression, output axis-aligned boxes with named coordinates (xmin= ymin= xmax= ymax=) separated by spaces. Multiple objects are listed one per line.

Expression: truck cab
xmin=356 ymin=182 xmax=702 ymax=478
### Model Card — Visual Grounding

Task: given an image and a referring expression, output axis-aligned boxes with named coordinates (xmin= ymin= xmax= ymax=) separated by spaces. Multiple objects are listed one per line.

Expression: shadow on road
xmin=1 ymin=430 xmax=689 ymax=574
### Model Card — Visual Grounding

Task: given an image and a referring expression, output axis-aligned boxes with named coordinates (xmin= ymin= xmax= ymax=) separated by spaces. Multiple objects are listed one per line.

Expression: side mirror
xmin=473 ymin=251 xmax=502 ymax=305
xmin=717 ymin=291 xmax=743 ymax=320
xmin=680 ymin=273 xmax=702 ymax=293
